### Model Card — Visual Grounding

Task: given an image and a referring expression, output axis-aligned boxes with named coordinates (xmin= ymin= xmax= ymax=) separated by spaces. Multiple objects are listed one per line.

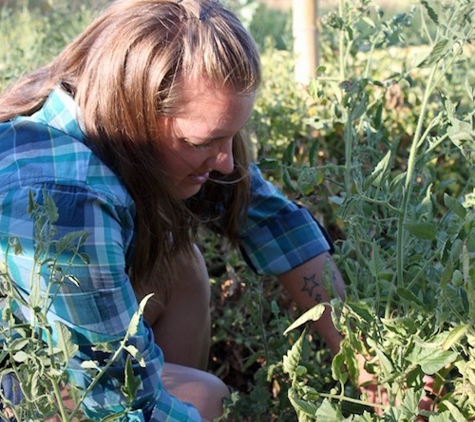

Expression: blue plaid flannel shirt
xmin=0 ymin=89 xmax=330 ymax=421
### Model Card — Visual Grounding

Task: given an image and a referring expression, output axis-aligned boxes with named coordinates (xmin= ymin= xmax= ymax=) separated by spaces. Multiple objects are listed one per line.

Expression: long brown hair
xmin=0 ymin=0 xmax=261 ymax=298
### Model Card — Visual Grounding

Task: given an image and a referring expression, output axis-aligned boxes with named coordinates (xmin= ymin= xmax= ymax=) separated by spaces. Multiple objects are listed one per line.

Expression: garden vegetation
xmin=0 ymin=0 xmax=474 ymax=421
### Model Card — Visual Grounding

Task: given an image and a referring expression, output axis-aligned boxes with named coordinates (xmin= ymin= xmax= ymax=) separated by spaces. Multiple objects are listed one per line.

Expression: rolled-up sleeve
xmin=238 ymin=164 xmax=332 ymax=275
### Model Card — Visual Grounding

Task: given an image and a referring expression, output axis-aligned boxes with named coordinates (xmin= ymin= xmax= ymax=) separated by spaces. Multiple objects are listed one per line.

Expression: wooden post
xmin=292 ymin=0 xmax=318 ymax=85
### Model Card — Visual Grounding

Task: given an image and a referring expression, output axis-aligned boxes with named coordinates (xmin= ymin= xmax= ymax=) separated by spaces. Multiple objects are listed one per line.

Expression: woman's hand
xmin=356 ymin=353 xmax=443 ymax=419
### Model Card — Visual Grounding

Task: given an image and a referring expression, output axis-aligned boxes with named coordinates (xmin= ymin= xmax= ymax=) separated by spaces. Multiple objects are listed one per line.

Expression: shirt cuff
xmin=239 ymin=206 xmax=332 ymax=275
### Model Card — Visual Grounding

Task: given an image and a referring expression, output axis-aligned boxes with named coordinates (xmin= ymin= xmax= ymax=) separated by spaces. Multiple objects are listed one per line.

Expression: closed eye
xmin=181 ymin=138 xmax=213 ymax=150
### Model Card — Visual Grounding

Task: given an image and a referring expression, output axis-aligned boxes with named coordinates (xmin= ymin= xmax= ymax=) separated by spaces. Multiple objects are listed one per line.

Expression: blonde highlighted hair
xmin=0 ymin=0 xmax=262 ymax=298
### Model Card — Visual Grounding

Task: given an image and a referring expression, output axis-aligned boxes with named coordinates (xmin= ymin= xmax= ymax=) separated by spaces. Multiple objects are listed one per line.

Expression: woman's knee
xmin=162 ymin=363 xmax=229 ymax=421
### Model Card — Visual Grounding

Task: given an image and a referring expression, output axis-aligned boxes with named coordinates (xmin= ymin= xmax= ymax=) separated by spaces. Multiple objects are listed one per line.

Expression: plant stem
xmin=50 ymin=376 xmax=69 ymax=422
xmin=338 ymin=0 xmax=345 ymax=83
xmin=395 ymin=65 xmax=437 ymax=289
xmin=319 ymin=391 xmax=386 ymax=411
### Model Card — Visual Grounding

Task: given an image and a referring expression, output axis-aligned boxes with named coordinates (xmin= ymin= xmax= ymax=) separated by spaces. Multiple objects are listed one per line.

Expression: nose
xmin=206 ymin=139 xmax=234 ymax=175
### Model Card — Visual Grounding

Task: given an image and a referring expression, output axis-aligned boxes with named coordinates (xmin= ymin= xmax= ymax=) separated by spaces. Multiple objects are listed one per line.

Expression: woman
xmin=0 ymin=0 xmax=345 ymax=420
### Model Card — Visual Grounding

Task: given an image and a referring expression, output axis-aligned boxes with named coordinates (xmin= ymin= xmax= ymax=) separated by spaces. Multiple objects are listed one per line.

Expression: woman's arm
xmin=276 ymin=251 xmax=345 ymax=355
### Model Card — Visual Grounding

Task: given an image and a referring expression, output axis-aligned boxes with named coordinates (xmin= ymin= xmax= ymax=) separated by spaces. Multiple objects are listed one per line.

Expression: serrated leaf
xmin=421 ymin=0 xmax=439 ymax=24
xmin=366 ymin=150 xmax=391 ymax=189
xmin=43 ymin=190 xmax=59 ymax=224
xmin=447 ymin=122 xmax=475 ymax=164
xmin=121 ymin=355 xmax=142 ymax=401
xmin=373 ymin=347 xmax=394 ymax=377
xmin=54 ymin=321 xmax=78 ymax=361
xmin=418 ymin=39 xmax=449 ymax=68
xmin=127 ymin=293 xmax=154 ymax=338
xmin=284 ymin=303 xmax=325 ymax=335
xmin=331 ymin=350 xmax=347 ymax=383
xmin=55 ymin=231 xmax=90 ymax=255
xmin=283 ymin=330 xmax=305 ymax=375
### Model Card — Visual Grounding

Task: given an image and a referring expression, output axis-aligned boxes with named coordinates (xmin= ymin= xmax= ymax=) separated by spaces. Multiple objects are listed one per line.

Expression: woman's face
xmin=158 ymin=78 xmax=256 ymax=199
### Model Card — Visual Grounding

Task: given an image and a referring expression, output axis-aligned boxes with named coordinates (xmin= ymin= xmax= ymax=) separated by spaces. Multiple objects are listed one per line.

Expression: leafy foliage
xmin=1 ymin=0 xmax=475 ymax=421
xmin=0 ymin=190 xmax=150 ymax=421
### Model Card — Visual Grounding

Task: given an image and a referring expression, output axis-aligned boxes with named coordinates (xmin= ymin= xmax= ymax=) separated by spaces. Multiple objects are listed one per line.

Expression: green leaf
xmin=13 ymin=350 xmax=29 ymax=363
xmin=124 ymin=344 xmax=145 ymax=368
xmin=441 ymin=324 xmax=469 ymax=350
xmin=331 ymin=350 xmax=347 ymax=384
xmin=283 ymin=141 xmax=295 ymax=166
xmin=43 ymin=189 xmax=59 ymax=224
xmin=418 ymin=39 xmax=449 ymax=68
xmin=421 ymin=0 xmax=439 ymax=24
xmin=282 ymin=168 xmax=298 ymax=193
xmin=437 ymin=401 xmax=467 ymax=421
xmin=351 ymin=96 xmax=368 ymax=121
xmin=55 ymin=230 xmax=90 ymax=255
xmin=287 ymin=387 xmax=320 ymax=417
xmin=121 ymin=355 xmax=142 ymax=402
xmin=309 ymin=140 xmax=319 ymax=166
xmin=297 ymin=167 xmax=323 ymax=196
xmin=396 ymin=287 xmax=424 ymax=307
xmin=283 ymin=330 xmax=306 ymax=375
xmin=81 ymin=360 xmax=100 ymax=370
xmin=54 ymin=321 xmax=78 ymax=361
xmin=365 ymin=150 xmax=391 ymax=190
xmin=400 ymin=388 xmax=424 ymax=417
xmin=447 ymin=118 xmax=475 ymax=164
xmin=412 ymin=346 xmax=458 ymax=374
xmin=314 ymin=398 xmax=345 ymax=421
xmin=404 ymin=222 xmax=436 ymax=240
xmin=346 ymin=302 xmax=373 ymax=324
xmin=127 ymin=293 xmax=154 ymax=338
xmin=444 ymin=194 xmax=467 ymax=219
xmin=284 ymin=303 xmax=325 ymax=335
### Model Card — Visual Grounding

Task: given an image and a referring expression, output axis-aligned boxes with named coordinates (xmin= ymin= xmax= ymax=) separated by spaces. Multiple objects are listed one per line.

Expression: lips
xmin=187 ymin=171 xmax=210 ymax=184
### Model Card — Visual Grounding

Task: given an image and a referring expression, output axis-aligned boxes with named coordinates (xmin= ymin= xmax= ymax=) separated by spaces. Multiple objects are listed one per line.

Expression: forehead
xmin=172 ymin=78 xmax=255 ymax=137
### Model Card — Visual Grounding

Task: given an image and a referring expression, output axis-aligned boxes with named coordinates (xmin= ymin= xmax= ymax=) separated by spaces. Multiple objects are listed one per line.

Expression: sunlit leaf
xmin=283 ymin=330 xmax=305 ymax=375
xmin=284 ymin=304 xmax=325 ymax=335
xmin=54 ymin=321 xmax=78 ymax=361
xmin=121 ymin=355 xmax=142 ymax=402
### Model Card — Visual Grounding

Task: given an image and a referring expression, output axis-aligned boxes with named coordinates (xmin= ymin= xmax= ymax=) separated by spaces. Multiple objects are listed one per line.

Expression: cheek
xmin=162 ymin=145 xmax=207 ymax=175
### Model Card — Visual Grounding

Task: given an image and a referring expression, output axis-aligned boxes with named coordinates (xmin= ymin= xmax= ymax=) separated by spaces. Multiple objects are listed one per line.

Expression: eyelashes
xmin=181 ymin=137 xmax=213 ymax=151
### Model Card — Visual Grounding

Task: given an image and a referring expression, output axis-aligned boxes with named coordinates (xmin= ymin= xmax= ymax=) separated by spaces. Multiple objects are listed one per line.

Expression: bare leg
xmin=162 ymin=362 xmax=229 ymax=422
xmin=143 ymin=244 xmax=229 ymax=419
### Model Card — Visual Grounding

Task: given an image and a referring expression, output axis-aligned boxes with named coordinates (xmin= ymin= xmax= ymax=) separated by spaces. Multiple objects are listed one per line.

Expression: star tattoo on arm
xmin=301 ymin=273 xmax=322 ymax=303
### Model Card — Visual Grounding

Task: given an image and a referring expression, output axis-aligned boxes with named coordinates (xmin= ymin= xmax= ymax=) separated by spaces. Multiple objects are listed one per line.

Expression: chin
xmin=177 ymin=185 xmax=202 ymax=199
